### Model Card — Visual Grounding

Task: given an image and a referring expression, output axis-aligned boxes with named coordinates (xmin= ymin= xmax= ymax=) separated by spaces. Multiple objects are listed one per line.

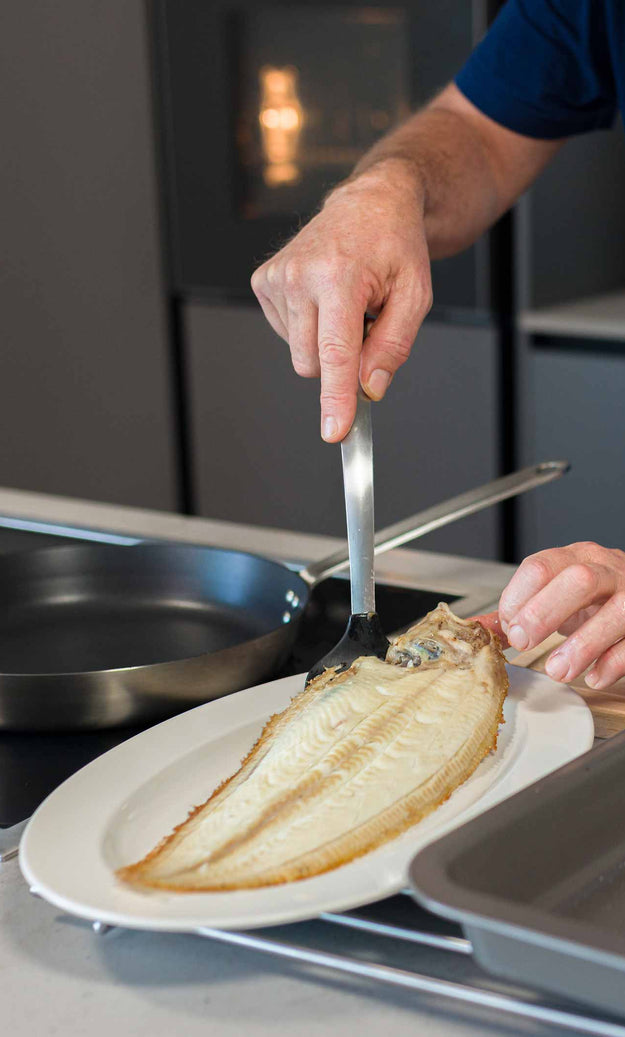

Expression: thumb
xmin=360 ymin=281 xmax=431 ymax=399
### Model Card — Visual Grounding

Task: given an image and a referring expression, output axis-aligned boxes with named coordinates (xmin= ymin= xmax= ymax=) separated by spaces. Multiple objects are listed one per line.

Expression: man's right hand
xmin=251 ymin=83 xmax=563 ymax=443
xmin=251 ymin=160 xmax=433 ymax=442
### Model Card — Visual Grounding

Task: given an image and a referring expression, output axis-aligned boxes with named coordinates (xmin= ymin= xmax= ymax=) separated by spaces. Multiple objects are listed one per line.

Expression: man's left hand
xmin=482 ymin=542 xmax=625 ymax=689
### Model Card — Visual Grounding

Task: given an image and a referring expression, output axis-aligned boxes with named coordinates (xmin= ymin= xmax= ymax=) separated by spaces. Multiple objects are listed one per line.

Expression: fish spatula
xmin=306 ymin=375 xmax=389 ymax=684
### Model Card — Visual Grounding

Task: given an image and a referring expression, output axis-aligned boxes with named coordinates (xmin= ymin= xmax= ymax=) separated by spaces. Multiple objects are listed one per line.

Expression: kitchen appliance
xmin=151 ymin=0 xmax=490 ymax=311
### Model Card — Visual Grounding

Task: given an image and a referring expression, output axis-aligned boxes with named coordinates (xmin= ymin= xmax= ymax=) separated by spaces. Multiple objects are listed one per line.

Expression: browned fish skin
xmin=118 ymin=605 xmax=508 ymax=892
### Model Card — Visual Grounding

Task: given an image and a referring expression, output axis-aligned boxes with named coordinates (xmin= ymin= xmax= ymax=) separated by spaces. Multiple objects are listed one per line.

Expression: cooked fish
xmin=118 ymin=604 xmax=507 ymax=892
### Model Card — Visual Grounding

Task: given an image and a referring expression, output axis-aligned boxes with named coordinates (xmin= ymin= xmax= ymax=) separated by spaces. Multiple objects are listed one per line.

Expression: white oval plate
xmin=20 ymin=667 xmax=593 ymax=932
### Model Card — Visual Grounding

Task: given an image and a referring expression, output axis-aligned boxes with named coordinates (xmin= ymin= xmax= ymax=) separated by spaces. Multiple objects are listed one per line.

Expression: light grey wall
xmin=0 ymin=2 xmax=177 ymax=509
xmin=185 ymin=303 xmax=501 ymax=559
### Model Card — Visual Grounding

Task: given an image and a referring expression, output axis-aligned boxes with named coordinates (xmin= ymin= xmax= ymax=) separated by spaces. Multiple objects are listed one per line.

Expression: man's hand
xmin=476 ymin=611 xmax=509 ymax=647
xmin=251 ymin=162 xmax=433 ymax=442
xmin=251 ymin=83 xmax=561 ymax=442
xmin=498 ymin=542 xmax=625 ymax=689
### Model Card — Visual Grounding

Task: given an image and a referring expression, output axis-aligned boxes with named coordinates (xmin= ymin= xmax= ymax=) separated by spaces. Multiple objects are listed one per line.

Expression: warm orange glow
xmin=260 ymin=105 xmax=301 ymax=131
xmin=258 ymin=65 xmax=304 ymax=186
xmin=264 ymin=162 xmax=299 ymax=186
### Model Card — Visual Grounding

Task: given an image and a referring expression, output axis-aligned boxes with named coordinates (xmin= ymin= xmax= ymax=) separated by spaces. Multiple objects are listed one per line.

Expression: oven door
xmin=151 ymin=0 xmax=487 ymax=310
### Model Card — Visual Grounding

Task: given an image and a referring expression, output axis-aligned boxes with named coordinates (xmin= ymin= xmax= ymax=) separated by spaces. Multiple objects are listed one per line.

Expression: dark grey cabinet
xmin=520 ymin=124 xmax=625 ymax=311
xmin=0 ymin=2 xmax=177 ymax=510
xmin=185 ymin=303 xmax=501 ymax=559
xmin=518 ymin=340 xmax=625 ymax=555
xmin=514 ymin=120 xmax=625 ymax=560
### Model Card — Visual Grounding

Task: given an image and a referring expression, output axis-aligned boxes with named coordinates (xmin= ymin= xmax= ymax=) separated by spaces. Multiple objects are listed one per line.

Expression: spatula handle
xmin=341 ymin=389 xmax=375 ymax=615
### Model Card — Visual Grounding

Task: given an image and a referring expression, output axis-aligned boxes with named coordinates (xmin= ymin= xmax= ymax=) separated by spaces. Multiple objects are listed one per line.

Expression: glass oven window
xmin=235 ymin=6 xmax=410 ymax=218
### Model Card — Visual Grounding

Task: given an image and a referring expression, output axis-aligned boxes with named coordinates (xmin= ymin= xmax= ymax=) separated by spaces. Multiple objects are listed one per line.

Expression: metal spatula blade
xmin=306 ymin=386 xmax=389 ymax=684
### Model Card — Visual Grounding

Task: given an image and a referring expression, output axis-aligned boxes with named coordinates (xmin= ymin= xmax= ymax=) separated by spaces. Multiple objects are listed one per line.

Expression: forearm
xmin=345 ymin=110 xmax=498 ymax=259
xmin=331 ymin=84 xmax=562 ymax=259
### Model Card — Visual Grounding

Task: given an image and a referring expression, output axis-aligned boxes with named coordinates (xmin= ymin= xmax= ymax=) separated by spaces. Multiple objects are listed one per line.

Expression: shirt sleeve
xmin=455 ymin=0 xmax=617 ymax=139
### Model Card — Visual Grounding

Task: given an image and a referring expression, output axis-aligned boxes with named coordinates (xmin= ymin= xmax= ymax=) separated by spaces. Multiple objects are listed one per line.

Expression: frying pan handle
xmin=299 ymin=460 xmax=569 ymax=587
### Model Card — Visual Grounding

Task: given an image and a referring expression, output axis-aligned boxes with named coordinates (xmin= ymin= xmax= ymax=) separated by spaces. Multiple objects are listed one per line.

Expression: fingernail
xmin=322 ymin=416 xmax=338 ymax=441
xmin=507 ymin=624 xmax=529 ymax=651
xmin=501 ymin=619 xmax=509 ymax=635
xmin=545 ymin=650 xmax=569 ymax=682
xmin=585 ymin=670 xmax=600 ymax=689
xmin=365 ymin=369 xmax=391 ymax=400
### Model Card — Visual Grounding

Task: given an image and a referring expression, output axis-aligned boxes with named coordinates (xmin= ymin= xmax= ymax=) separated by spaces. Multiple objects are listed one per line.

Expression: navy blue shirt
xmin=455 ymin=0 xmax=623 ymax=139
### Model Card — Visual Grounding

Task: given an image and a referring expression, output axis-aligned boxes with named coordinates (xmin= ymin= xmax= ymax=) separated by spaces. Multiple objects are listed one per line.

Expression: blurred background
xmin=2 ymin=1 xmax=625 ymax=563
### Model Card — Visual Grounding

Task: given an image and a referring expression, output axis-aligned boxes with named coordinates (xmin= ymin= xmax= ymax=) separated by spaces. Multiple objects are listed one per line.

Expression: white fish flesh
xmin=118 ymin=604 xmax=508 ymax=891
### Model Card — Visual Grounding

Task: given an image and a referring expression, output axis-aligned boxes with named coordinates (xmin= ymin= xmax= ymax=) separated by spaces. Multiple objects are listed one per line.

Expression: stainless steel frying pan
xmin=0 ymin=462 xmax=567 ymax=730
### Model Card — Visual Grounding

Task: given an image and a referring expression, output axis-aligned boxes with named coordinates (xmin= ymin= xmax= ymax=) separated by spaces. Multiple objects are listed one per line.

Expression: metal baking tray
xmin=408 ymin=729 xmax=625 ymax=1017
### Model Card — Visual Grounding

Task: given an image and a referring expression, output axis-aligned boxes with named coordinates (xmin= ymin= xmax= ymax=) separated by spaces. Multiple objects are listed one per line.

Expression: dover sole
xmin=118 ymin=604 xmax=508 ymax=891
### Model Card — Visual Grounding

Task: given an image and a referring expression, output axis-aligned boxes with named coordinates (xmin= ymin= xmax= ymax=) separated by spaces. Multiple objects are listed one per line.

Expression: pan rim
xmin=0 ymin=540 xmax=310 ymax=679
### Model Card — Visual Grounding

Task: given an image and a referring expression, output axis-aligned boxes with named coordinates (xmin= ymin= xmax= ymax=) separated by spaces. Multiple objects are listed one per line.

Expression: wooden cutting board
xmin=511 ymin=634 xmax=625 ymax=738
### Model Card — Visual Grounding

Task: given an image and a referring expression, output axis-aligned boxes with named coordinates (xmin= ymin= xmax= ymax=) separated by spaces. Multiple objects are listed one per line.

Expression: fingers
xmin=498 ymin=542 xmax=625 ymax=689
xmin=586 ymin=635 xmax=625 ymax=690
xmin=252 ymin=282 xmax=288 ymax=342
xmin=473 ymin=611 xmax=509 ymax=648
xmin=557 ymin=604 xmax=601 ymax=637
xmin=255 ymin=257 xmax=369 ymax=438
xmin=499 ymin=547 xmax=571 ymax=630
xmin=253 ymin=261 xmax=322 ymax=376
xmin=286 ymin=300 xmax=320 ymax=378
xmin=250 ymin=168 xmax=434 ymax=440
xmin=545 ymin=593 xmax=625 ymax=686
xmin=499 ymin=543 xmax=604 ymax=637
xmin=360 ymin=275 xmax=432 ymax=400
xmin=503 ymin=561 xmax=615 ymax=653
xmin=317 ymin=296 xmax=364 ymax=441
